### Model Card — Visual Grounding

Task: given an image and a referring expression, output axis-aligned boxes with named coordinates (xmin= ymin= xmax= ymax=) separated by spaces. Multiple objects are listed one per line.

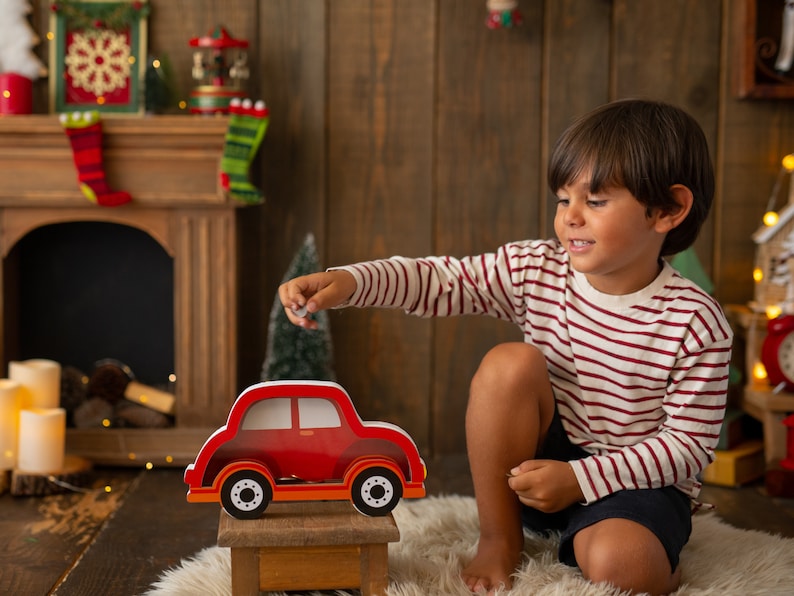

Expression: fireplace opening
xmin=4 ymin=221 xmax=174 ymax=393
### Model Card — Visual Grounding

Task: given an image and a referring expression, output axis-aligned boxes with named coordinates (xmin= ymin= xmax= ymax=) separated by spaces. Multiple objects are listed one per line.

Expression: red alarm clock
xmin=761 ymin=314 xmax=794 ymax=391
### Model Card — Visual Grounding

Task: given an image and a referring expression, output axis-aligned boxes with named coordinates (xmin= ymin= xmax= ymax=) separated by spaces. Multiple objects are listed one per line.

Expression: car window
xmin=241 ymin=397 xmax=292 ymax=430
xmin=298 ymin=398 xmax=341 ymax=429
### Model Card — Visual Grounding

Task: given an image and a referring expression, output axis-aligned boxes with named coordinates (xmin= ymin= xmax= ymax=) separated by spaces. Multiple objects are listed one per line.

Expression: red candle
xmin=0 ymin=73 xmax=33 ymax=115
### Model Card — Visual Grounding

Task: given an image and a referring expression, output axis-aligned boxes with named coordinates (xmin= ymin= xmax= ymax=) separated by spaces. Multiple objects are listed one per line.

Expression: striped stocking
xmin=59 ymin=111 xmax=132 ymax=207
xmin=220 ymin=98 xmax=269 ymax=204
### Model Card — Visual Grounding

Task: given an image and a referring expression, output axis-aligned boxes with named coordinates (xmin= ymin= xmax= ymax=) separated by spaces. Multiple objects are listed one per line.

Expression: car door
xmin=289 ymin=397 xmax=358 ymax=481
xmin=234 ymin=396 xmax=296 ymax=479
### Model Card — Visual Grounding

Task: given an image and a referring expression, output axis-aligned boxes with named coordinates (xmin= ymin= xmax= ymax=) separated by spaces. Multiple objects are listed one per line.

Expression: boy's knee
xmin=575 ymin=520 xmax=677 ymax=595
xmin=583 ymin=555 xmax=676 ymax=596
xmin=468 ymin=343 xmax=555 ymax=437
xmin=472 ymin=342 xmax=547 ymax=391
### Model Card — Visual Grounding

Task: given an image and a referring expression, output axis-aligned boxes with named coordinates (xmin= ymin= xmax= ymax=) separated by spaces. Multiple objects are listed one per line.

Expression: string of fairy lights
xmin=754 ymin=152 xmax=794 ymax=321
xmin=760 ymin=153 xmax=794 ymax=229
xmin=44 ymin=459 xmax=167 ymax=495
xmin=751 ymin=153 xmax=794 ymax=384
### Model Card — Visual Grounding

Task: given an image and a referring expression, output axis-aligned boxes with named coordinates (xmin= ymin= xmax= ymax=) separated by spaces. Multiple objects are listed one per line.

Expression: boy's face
xmin=553 ymin=172 xmax=668 ymax=295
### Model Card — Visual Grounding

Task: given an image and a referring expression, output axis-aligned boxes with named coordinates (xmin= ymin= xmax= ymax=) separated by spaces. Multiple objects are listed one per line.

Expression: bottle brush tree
xmin=261 ymin=233 xmax=335 ymax=381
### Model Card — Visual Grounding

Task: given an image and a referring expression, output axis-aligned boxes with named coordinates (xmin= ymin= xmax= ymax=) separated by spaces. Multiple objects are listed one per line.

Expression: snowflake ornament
xmin=64 ymin=30 xmax=130 ymax=96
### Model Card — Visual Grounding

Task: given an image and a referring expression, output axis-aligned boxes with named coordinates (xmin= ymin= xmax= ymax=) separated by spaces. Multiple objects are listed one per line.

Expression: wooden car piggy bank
xmin=184 ymin=380 xmax=426 ymax=518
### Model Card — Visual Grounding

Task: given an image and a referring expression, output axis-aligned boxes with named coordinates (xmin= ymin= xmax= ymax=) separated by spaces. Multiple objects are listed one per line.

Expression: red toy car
xmin=184 ymin=380 xmax=426 ymax=518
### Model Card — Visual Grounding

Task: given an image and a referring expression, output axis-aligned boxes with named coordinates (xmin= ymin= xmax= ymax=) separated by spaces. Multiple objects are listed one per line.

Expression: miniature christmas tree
xmin=144 ymin=55 xmax=176 ymax=114
xmin=261 ymin=234 xmax=335 ymax=381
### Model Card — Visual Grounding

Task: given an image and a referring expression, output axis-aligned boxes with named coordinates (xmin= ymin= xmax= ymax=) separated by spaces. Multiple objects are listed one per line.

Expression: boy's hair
xmin=548 ymin=99 xmax=714 ymax=257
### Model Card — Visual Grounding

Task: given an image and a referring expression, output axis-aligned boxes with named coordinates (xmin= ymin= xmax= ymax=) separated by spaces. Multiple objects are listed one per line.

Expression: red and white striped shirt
xmin=336 ymin=239 xmax=733 ymax=503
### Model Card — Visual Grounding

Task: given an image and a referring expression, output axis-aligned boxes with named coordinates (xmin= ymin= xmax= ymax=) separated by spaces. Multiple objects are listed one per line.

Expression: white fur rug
xmin=144 ymin=495 xmax=794 ymax=596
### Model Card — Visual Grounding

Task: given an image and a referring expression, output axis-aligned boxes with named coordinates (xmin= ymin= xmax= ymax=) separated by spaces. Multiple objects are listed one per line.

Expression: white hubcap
xmin=360 ymin=475 xmax=394 ymax=507
xmin=229 ymin=478 xmax=264 ymax=511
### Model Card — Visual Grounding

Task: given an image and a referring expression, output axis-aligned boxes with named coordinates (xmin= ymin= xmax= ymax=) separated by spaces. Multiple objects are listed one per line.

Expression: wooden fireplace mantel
xmin=0 ymin=115 xmax=230 ymax=206
xmin=0 ymin=115 xmax=245 ymax=466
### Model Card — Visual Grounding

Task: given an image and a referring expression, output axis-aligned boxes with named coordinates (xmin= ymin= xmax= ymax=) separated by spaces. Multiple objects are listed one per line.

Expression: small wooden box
xmin=703 ymin=440 xmax=765 ymax=487
xmin=217 ymin=501 xmax=400 ymax=596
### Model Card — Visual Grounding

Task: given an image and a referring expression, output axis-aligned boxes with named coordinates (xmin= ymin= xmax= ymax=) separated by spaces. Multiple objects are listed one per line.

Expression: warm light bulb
xmin=767 ymin=304 xmax=783 ymax=319
xmin=764 ymin=211 xmax=780 ymax=226
xmin=783 ymin=153 xmax=794 ymax=172
xmin=753 ymin=267 xmax=764 ymax=282
xmin=753 ymin=362 xmax=768 ymax=381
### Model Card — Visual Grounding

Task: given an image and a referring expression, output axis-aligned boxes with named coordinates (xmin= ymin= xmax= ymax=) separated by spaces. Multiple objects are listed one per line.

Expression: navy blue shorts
xmin=520 ymin=410 xmax=692 ymax=571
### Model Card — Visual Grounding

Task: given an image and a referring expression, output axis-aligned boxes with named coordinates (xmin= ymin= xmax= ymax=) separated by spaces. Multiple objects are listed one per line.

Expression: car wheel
xmin=351 ymin=467 xmax=403 ymax=516
xmin=220 ymin=470 xmax=272 ymax=519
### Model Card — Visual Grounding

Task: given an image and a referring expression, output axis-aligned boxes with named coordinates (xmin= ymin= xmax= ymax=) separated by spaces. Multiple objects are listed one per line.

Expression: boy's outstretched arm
xmin=278 ymin=270 xmax=357 ymax=329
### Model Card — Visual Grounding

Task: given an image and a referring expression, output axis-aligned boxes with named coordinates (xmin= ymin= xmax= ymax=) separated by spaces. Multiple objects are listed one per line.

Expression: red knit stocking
xmin=60 ymin=111 xmax=131 ymax=207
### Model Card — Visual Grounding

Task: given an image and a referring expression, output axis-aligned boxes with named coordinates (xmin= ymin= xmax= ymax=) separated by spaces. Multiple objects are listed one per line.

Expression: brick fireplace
xmin=0 ymin=115 xmax=242 ymax=465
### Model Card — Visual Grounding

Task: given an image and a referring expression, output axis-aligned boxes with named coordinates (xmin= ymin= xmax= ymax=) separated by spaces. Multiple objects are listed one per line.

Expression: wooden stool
xmin=217 ymin=500 xmax=400 ymax=595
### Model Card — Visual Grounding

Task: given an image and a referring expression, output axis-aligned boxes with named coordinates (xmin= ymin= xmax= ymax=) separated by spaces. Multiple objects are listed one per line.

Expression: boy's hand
xmin=278 ymin=270 xmax=357 ymax=329
xmin=507 ymin=459 xmax=584 ymax=513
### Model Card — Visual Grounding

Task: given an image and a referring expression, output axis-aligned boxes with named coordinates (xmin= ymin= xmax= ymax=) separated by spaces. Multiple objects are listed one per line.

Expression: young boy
xmin=279 ymin=99 xmax=733 ymax=595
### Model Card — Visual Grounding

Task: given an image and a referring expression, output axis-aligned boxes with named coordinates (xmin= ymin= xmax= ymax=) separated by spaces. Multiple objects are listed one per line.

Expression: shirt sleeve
xmin=331 ymin=246 xmax=525 ymax=323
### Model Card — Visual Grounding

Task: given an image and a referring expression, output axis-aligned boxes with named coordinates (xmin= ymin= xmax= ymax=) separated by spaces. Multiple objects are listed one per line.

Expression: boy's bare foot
xmin=461 ymin=535 xmax=523 ymax=593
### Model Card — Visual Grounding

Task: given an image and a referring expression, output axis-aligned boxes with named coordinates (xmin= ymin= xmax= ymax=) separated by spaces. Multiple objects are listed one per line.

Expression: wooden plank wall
xmin=29 ymin=0 xmax=794 ymax=458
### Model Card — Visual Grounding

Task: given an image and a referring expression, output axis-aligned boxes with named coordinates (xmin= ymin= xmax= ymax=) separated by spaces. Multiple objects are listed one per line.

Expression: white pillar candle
xmin=0 ymin=379 xmax=22 ymax=470
xmin=17 ymin=408 xmax=66 ymax=474
xmin=9 ymin=359 xmax=62 ymax=409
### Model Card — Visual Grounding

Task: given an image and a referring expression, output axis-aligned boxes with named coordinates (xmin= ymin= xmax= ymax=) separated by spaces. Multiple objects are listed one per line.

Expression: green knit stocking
xmin=220 ymin=98 xmax=269 ymax=204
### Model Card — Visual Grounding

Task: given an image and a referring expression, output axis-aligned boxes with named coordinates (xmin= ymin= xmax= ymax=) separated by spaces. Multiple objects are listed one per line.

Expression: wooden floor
xmin=1 ymin=456 xmax=793 ymax=595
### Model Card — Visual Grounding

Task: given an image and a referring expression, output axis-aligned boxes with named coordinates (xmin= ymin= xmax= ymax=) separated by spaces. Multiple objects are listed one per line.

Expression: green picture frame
xmin=49 ymin=0 xmax=149 ymax=114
